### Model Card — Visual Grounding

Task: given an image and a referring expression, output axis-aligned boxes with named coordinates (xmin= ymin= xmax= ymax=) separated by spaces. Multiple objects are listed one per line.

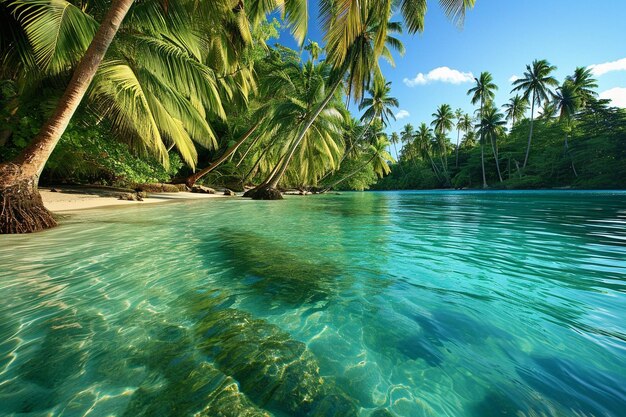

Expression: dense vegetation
xmin=0 ymin=0 xmax=476 ymax=233
xmin=374 ymin=64 xmax=626 ymax=190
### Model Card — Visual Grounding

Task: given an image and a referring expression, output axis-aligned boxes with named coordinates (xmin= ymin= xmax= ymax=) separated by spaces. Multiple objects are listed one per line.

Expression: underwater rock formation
xmin=189 ymin=291 xmax=359 ymax=416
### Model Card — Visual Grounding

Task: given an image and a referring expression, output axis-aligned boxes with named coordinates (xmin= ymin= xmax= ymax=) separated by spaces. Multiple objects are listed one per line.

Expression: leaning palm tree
xmin=249 ymin=0 xmax=475 ymax=199
xmin=553 ymin=81 xmax=581 ymax=177
xmin=503 ymin=95 xmax=528 ymax=128
xmin=247 ymin=15 xmax=405 ymax=199
xmin=512 ymin=59 xmax=558 ymax=168
xmin=477 ymin=105 xmax=506 ymax=182
xmin=467 ymin=71 xmax=497 ymax=188
xmin=0 ymin=0 xmax=135 ymax=233
xmin=566 ymin=66 xmax=597 ymax=109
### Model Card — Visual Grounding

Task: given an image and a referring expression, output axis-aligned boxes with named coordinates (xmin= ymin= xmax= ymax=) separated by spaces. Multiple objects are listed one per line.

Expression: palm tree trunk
xmin=455 ymin=128 xmax=461 ymax=168
xmin=236 ymin=132 xmax=263 ymax=167
xmin=480 ymin=143 xmax=487 ymax=189
xmin=490 ymin=136 xmax=503 ymax=182
xmin=322 ymin=154 xmax=376 ymax=192
xmin=0 ymin=0 xmax=134 ymax=234
xmin=479 ymin=97 xmax=487 ymax=188
xmin=523 ymin=91 xmax=536 ymax=168
xmin=564 ymin=133 xmax=578 ymax=177
xmin=185 ymin=121 xmax=261 ymax=187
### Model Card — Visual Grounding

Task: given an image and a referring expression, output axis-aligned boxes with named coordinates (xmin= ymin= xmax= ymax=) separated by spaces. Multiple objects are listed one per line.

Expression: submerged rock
xmin=122 ymin=361 xmax=271 ymax=417
xmin=188 ymin=293 xmax=358 ymax=417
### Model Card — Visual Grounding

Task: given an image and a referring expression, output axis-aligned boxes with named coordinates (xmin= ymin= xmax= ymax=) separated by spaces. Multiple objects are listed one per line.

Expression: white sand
xmin=40 ymin=188 xmax=231 ymax=212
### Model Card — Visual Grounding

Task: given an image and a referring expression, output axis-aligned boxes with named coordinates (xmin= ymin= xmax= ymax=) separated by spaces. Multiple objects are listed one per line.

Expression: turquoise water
xmin=1 ymin=191 xmax=625 ymax=417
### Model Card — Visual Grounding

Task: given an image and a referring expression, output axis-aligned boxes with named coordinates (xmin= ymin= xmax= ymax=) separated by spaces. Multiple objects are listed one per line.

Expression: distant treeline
xmin=373 ymin=62 xmax=626 ymax=190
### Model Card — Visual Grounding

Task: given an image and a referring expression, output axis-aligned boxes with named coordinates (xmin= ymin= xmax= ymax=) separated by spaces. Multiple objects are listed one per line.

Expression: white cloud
xmin=599 ymin=87 xmax=626 ymax=108
xmin=403 ymin=66 xmax=474 ymax=87
xmin=509 ymin=75 xmax=520 ymax=83
xmin=395 ymin=109 xmax=410 ymax=120
xmin=588 ymin=57 xmax=626 ymax=77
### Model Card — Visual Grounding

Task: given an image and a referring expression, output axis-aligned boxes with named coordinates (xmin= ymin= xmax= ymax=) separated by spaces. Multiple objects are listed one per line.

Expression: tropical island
xmin=1 ymin=1 xmax=626 ymax=417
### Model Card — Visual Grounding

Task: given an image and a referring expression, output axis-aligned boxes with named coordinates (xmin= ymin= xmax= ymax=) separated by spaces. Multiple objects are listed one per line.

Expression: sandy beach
xmin=40 ymin=186 xmax=232 ymax=212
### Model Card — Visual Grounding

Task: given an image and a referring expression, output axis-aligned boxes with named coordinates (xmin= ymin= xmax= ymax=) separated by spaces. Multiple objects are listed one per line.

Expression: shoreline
xmin=41 ymin=187 xmax=232 ymax=213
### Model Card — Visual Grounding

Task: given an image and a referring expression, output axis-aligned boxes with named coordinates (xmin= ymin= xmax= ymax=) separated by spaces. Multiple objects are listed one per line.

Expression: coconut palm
xmin=248 ymin=15 xmax=405 ymax=199
xmin=512 ymin=59 xmax=558 ymax=168
xmin=566 ymin=67 xmax=597 ymax=108
xmin=304 ymin=40 xmax=323 ymax=62
xmin=390 ymin=132 xmax=401 ymax=161
xmin=503 ymin=95 xmax=528 ymax=128
xmin=553 ymin=81 xmax=581 ymax=176
xmin=359 ymin=80 xmax=399 ymax=127
xmin=477 ymin=105 xmax=506 ymax=182
xmin=431 ymin=103 xmax=454 ymax=180
xmin=415 ymin=122 xmax=441 ymax=181
xmin=454 ymin=108 xmax=463 ymax=167
xmin=468 ymin=71 xmax=497 ymax=188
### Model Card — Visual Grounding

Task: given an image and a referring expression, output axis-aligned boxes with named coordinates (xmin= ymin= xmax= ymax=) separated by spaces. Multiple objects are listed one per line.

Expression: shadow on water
xmin=208 ymin=229 xmax=347 ymax=308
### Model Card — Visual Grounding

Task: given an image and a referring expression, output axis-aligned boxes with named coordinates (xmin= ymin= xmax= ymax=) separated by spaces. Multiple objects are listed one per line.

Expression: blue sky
xmin=275 ymin=0 xmax=626 ymax=140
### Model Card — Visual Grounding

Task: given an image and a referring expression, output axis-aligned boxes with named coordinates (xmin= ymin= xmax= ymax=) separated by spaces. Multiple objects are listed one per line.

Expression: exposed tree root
xmin=242 ymin=186 xmax=283 ymax=200
xmin=0 ymin=164 xmax=56 ymax=234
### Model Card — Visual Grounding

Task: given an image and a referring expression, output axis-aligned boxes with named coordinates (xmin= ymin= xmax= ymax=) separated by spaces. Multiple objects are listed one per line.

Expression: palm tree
xmin=304 ymin=40 xmax=323 ymax=62
xmin=553 ymin=81 xmax=581 ymax=177
xmin=512 ymin=59 xmax=558 ymax=168
xmin=247 ymin=16 xmax=405 ymax=199
xmin=415 ymin=123 xmax=441 ymax=181
xmin=468 ymin=71 xmax=497 ymax=188
xmin=431 ymin=103 xmax=454 ymax=180
xmin=566 ymin=67 xmax=597 ymax=108
xmin=477 ymin=105 xmax=506 ymax=182
xmin=453 ymin=108 xmax=463 ymax=167
xmin=390 ymin=132 xmax=401 ymax=162
xmin=251 ymin=0 xmax=475 ymax=198
xmin=359 ymin=80 xmax=399 ymax=127
xmin=503 ymin=95 xmax=528 ymax=128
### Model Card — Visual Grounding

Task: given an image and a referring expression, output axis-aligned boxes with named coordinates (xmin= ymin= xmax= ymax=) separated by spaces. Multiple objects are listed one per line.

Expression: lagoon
xmin=1 ymin=191 xmax=625 ymax=416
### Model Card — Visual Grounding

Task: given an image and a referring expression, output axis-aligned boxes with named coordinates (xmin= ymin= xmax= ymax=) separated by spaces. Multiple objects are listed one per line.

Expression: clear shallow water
xmin=1 ymin=191 xmax=625 ymax=417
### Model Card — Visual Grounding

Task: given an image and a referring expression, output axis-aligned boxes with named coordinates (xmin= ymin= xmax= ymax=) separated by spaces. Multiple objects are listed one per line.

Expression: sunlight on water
xmin=1 ymin=191 xmax=625 ymax=417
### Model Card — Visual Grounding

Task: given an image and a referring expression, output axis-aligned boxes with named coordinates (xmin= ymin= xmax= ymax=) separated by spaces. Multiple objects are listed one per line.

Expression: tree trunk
xmin=490 ymin=136 xmax=503 ymax=182
xmin=479 ymin=97 xmax=487 ymax=188
xmin=455 ymin=128 xmax=460 ymax=168
xmin=480 ymin=142 xmax=487 ymax=189
xmin=523 ymin=91 xmax=536 ymax=168
xmin=250 ymin=74 xmax=344 ymax=199
xmin=564 ymin=133 xmax=578 ymax=177
xmin=185 ymin=121 xmax=261 ymax=188
xmin=0 ymin=0 xmax=134 ymax=234
xmin=322 ymin=154 xmax=376 ymax=192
